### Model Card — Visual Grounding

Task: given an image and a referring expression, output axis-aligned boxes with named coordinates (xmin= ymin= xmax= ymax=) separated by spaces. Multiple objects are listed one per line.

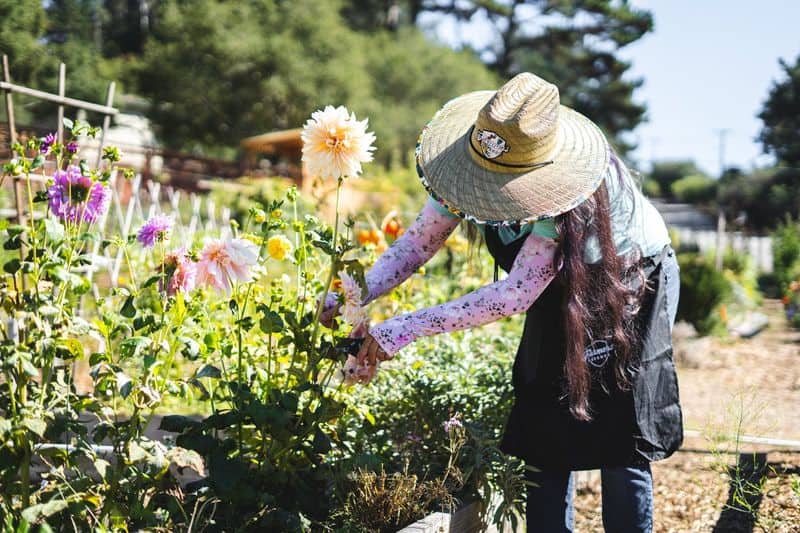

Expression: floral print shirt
xmin=362 ymin=198 xmax=559 ymax=357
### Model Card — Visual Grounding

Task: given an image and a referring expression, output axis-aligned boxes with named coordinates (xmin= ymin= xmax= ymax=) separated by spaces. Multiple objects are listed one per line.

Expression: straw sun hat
xmin=417 ymin=72 xmax=610 ymax=225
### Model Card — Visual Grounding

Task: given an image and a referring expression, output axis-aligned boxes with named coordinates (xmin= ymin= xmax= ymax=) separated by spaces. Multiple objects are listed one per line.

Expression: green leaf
xmin=3 ymin=237 xmax=21 ymax=250
xmin=4 ymin=259 xmax=20 ymax=274
xmin=159 ymin=415 xmax=200 ymax=433
xmin=259 ymin=310 xmax=284 ymax=334
xmin=180 ymin=337 xmax=201 ymax=360
xmin=89 ymin=352 xmax=110 ymax=366
xmin=176 ymin=433 xmax=218 ymax=455
xmin=120 ymin=295 xmax=136 ymax=318
xmin=188 ymin=378 xmax=210 ymax=400
xmin=44 ymin=218 xmax=66 ymax=244
xmin=312 ymin=427 xmax=332 ymax=454
xmin=23 ymin=417 xmax=46 ymax=437
xmin=93 ymin=458 xmax=110 ymax=480
xmin=311 ymin=240 xmax=335 ymax=255
xmin=119 ymin=336 xmax=150 ymax=359
xmin=128 ymin=441 xmax=149 ymax=462
xmin=55 ymin=338 xmax=84 ymax=359
xmin=142 ymin=274 xmax=162 ymax=289
xmin=21 ymin=359 xmax=39 ymax=378
xmin=33 ymin=190 xmax=48 ymax=203
xmin=195 ymin=364 xmax=221 ymax=379
xmin=62 ymin=117 xmax=74 ymax=130
xmin=209 ymin=452 xmax=248 ymax=496
xmin=7 ymin=224 xmax=26 ymax=238
xmin=21 ymin=499 xmax=69 ymax=523
xmin=30 ymin=155 xmax=44 ymax=170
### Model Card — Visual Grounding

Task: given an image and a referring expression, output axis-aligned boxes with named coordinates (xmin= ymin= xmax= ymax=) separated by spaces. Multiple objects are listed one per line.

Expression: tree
xmin=758 ymin=53 xmax=800 ymax=167
xmin=138 ymin=0 xmax=373 ymax=152
xmin=138 ymin=0 xmax=496 ymax=160
xmin=0 ymin=0 xmax=48 ymax=87
xmin=360 ymin=27 xmax=498 ymax=165
xmin=341 ymin=1 xmax=653 ymax=152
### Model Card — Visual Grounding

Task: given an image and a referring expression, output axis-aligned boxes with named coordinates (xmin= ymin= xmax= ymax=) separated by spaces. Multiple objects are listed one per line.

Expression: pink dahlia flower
xmin=196 ymin=237 xmax=259 ymax=293
xmin=161 ymin=248 xmax=197 ymax=296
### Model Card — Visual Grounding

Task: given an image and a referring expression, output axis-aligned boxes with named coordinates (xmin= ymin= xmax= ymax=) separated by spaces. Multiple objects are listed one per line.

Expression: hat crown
xmin=471 ymin=73 xmax=560 ymax=169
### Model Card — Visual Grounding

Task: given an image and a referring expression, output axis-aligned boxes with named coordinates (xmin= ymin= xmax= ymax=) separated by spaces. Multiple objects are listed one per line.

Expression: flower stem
xmin=309 ymin=179 xmax=342 ymax=379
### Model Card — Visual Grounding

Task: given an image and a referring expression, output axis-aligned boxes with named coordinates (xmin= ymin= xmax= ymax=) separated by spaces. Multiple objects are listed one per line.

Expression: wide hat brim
xmin=417 ymin=90 xmax=610 ymax=225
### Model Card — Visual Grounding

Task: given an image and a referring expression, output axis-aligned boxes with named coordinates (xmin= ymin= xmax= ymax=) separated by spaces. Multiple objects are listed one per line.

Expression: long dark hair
xmin=553 ymin=154 xmax=644 ymax=421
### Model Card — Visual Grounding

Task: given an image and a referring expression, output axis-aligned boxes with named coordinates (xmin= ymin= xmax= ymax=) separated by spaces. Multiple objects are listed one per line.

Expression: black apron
xmin=485 ymin=227 xmax=683 ymax=471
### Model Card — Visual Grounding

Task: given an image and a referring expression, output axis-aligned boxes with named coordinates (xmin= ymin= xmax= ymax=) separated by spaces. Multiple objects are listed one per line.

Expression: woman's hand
xmin=319 ymin=294 xmax=341 ymax=328
xmin=356 ymin=332 xmax=390 ymax=368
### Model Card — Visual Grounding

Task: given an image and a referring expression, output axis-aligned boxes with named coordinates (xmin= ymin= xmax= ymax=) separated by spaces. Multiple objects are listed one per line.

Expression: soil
xmin=572 ymin=300 xmax=800 ymax=532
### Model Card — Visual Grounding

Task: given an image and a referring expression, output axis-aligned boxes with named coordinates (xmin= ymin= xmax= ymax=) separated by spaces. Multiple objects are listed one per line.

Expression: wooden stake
xmin=96 ymin=82 xmax=116 ymax=168
xmin=57 ymin=63 xmax=66 ymax=143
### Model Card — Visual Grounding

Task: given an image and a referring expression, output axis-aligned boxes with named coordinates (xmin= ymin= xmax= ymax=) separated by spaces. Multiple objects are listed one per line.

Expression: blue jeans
xmin=526 ymin=465 xmax=654 ymax=532
xmin=525 ymin=249 xmax=679 ymax=532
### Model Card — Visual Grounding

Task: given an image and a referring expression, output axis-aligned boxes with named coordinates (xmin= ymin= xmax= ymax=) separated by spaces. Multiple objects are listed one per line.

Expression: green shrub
xmin=677 ymin=252 xmax=732 ymax=335
xmin=771 ymin=217 xmax=800 ymax=293
xmin=642 ymin=178 xmax=661 ymax=197
xmin=671 ymin=174 xmax=718 ymax=204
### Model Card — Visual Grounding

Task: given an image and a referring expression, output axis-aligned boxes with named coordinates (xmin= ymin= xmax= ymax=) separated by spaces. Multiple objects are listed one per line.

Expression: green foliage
xmin=335 ymin=326 xmax=526 ymax=531
xmin=140 ymin=0 xmax=373 ymax=153
xmin=670 ymin=174 xmax=718 ymax=204
xmin=758 ymin=53 xmax=800 ymax=167
xmin=137 ymin=1 xmax=497 ymax=161
xmin=772 ymin=217 xmax=800 ymax=293
xmin=677 ymin=252 xmax=732 ymax=335
xmin=717 ymin=166 xmax=800 ymax=230
xmin=0 ymin=0 xmax=47 ymax=85
xmin=648 ymin=160 xmax=705 ymax=199
xmin=642 ymin=177 xmax=660 ymax=198
xmin=0 ymin=119 xmax=373 ymax=529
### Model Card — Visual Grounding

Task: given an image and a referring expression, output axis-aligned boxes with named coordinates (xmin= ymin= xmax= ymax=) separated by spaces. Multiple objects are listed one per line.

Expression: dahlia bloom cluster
xmin=136 ymin=214 xmax=262 ymax=296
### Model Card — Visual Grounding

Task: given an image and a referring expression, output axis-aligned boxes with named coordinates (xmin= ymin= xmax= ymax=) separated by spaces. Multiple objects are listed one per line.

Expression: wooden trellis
xmin=1 ymin=56 xmax=231 ymax=294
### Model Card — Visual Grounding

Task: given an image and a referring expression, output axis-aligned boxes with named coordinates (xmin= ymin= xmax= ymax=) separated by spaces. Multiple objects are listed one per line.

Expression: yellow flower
xmin=267 ymin=235 xmax=293 ymax=261
xmin=301 ymin=105 xmax=376 ymax=180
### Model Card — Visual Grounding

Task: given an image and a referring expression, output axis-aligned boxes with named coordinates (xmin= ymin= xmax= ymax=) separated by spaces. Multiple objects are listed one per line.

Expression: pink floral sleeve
xmin=363 ymin=199 xmax=461 ymax=302
xmin=323 ymin=198 xmax=460 ymax=312
xmin=368 ymin=231 xmax=559 ymax=357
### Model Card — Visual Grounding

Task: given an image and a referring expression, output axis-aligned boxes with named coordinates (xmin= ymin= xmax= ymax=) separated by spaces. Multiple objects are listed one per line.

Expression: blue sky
xmin=621 ymin=0 xmax=800 ymax=175
xmin=422 ymin=1 xmax=799 ymax=175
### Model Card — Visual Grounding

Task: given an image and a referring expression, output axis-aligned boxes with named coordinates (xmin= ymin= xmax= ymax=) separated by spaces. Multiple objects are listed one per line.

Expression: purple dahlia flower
xmin=137 ymin=214 xmax=174 ymax=248
xmin=47 ymin=165 xmax=110 ymax=224
xmin=40 ymin=132 xmax=57 ymax=154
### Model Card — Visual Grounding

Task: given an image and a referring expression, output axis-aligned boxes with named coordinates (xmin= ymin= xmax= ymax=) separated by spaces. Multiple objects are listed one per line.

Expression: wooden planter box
xmin=397 ymin=501 xmax=483 ymax=533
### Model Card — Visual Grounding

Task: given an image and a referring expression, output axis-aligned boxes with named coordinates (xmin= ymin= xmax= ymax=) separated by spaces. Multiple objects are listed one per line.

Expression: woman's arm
xmin=322 ymin=198 xmax=460 ymax=318
xmin=365 ymin=231 xmax=559 ymax=358
xmin=363 ymin=198 xmax=460 ymax=303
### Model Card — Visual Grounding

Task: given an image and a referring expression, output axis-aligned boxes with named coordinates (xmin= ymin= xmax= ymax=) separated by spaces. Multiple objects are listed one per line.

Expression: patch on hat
xmin=476 ymin=129 xmax=510 ymax=159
